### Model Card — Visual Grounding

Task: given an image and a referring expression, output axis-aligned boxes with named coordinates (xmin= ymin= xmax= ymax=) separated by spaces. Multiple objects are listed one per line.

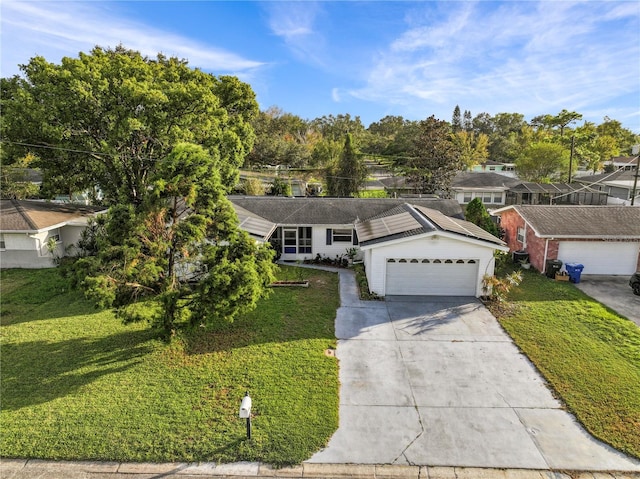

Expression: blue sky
xmin=2 ymin=1 xmax=639 ymax=132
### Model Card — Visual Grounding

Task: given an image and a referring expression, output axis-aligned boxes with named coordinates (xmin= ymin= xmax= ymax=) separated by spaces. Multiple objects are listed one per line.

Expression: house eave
xmin=535 ymin=234 xmax=640 ymax=240
xmin=360 ymin=229 xmax=508 ymax=251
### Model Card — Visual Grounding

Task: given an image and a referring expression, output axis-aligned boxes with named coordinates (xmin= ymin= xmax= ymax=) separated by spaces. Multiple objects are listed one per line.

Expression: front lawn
xmin=0 ymin=266 xmax=339 ymax=466
xmin=494 ymin=270 xmax=640 ymax=459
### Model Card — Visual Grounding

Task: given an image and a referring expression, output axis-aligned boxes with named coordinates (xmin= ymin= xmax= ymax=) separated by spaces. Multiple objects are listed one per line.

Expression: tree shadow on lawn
xmin=1 ymin=328 xmax=156 ymax=411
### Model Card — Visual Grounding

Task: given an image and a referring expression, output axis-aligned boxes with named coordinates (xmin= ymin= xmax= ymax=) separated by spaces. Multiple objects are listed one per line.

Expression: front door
xmin=281 ymin=228 xmax=298 ymax=261
xmin=279 ymin=227 xmax=312 ymax=261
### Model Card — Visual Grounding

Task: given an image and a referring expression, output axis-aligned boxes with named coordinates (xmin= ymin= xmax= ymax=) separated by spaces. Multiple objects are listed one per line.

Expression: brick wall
xmin=499 ymin=209 xmax=558 ymax=272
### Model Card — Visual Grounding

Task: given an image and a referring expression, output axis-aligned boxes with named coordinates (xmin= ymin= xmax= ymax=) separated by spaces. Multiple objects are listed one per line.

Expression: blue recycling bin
xmin=565 ymin=263 xmax=584 ymax=283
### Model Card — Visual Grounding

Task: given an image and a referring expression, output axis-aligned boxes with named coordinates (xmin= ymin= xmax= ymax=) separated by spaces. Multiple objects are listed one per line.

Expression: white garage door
xmin=558 ymin=242 xmax=639 ymax=275
xmin=385 ymin=258 xmax=479 ymax=296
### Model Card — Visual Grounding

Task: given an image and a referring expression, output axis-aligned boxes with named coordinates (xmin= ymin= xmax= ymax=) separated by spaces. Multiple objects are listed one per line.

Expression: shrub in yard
xmin=482 ymin=270 xmax=523 ymax=303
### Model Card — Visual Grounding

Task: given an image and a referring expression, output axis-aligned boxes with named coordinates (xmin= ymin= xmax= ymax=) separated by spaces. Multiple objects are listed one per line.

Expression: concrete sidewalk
xmin=2 ymin=459 xmax=640 ymax=479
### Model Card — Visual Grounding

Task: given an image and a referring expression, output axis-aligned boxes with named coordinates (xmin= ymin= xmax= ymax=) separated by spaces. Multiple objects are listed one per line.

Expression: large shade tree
xmin=515 ymin=142 xmax=570 ymax=182
xmin=2 ymin=47 xmax=276 ymax=336
xmin=1 ymin=45 xmax=257 ymax=204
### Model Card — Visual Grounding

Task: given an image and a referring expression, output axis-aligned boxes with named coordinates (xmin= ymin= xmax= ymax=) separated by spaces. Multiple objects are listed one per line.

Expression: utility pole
xmin=568 ymin=135 xmax=575 ymax=184
xmin=631 ymin=145 xmax=639 ymax=206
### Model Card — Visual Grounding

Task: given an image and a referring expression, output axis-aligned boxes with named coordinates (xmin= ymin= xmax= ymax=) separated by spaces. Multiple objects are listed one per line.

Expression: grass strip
xmin=494 ymin=270 xmax=640 ymax=459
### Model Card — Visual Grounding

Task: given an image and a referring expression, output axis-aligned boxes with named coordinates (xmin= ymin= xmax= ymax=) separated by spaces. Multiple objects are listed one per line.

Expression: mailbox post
xmin=239 ymin=392 xmax=252 ymax=439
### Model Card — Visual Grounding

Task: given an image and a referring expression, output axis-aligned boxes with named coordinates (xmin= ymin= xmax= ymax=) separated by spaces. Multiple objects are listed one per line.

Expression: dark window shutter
xmin=353 ymin=230 xmax=359 ymax=245
xmin=326 ymin=228 xmax=332 ymax=245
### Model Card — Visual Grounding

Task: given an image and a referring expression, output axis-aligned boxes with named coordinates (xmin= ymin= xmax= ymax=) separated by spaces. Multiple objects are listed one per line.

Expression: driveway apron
xmin=308 ymin=270 xmax=640 ymax=470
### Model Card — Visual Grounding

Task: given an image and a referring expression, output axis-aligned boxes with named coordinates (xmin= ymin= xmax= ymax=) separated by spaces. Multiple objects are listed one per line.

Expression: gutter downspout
xmin=542 ymin=239 xmax=549 ymax=274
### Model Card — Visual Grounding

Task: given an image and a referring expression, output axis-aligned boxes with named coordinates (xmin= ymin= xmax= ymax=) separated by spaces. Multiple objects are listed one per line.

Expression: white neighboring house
xmin=0 ymin=199 xmax=106 ymax=269
xmin=230 ymin=197 xmax=508 ymax=297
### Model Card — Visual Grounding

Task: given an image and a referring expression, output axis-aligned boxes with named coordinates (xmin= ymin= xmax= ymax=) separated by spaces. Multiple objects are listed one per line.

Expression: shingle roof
xmin=355 ymin=203 xmax=505 ymax=247
xmin=498 ymin=205 xmax=640 ymax=238
xmin=574 ymin=169 xmax=638 ymax=183
xmin=228 ymin=196 xmax=463 ymax=225
xmin=451 ymin=172 xmax=520 ymax=189
xmin=0 ymin=200 xmax=106 ymax=232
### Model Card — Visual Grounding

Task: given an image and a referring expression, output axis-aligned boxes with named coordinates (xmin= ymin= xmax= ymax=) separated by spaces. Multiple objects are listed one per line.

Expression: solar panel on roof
xmin=356 ymin=211 xmax=421 ymax=242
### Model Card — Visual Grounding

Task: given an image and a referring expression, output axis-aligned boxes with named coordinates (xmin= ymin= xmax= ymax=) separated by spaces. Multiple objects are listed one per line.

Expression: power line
xmin=1 ymin=140 xmax=118 ymax=158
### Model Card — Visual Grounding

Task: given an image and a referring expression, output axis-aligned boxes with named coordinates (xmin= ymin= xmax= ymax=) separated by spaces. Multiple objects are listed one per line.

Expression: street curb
xmin=2 ymin=460 xmax=640 ymax=479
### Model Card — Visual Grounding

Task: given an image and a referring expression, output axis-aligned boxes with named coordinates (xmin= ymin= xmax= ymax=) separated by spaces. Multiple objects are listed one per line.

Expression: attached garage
xmin=385 ymin=258 xmax=479 ymax=296
xmin=356 ymin=204 xmax=508 ymax=298
xmin=558 ymin=241 xmax=639 ymax=275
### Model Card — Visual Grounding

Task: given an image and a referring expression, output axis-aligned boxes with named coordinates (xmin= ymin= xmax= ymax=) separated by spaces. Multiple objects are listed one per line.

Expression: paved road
xmin=574 ymin=275 xmax=640 ymax=327
xmin=309 ymin=270 xmax=640 ymax=470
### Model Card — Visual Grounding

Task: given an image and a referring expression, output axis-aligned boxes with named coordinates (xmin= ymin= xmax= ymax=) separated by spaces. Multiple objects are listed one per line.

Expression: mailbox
xmin=239 ymin=392 xmax=252 ymax=419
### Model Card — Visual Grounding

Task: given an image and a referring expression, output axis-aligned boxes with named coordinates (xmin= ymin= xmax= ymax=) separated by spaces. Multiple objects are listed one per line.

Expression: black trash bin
xmin=513 ymin=250 xmax=529 ymax=264
xmin=565 ymin=263 xmax=584 ymax=283
xmin=545 ymin=259 xmax=563 ymax=278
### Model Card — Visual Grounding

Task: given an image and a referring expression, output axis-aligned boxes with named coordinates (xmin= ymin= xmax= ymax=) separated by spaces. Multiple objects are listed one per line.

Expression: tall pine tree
xmin=326 ymin=134 xmax=366 ymax=196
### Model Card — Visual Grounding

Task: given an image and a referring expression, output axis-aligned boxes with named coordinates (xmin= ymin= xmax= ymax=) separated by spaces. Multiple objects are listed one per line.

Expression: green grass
xmin=356 ymin=190 xmax=389 ymax=198
xmin=494 ymin=270 xmax=640 ymax=459
xmin=0 ymin=266 xmax=340 ymax=466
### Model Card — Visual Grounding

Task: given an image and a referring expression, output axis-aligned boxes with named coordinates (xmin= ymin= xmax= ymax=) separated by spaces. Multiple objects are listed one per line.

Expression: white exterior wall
xmin=61 ymin=225 xmax=85 ymax=256
xmin=0 ymin=232 xmax=54 ymax=268
xmin=0 ymin=224 xmax=88 ymax=269
xmin=454 ymin=190 xmax=506 ymax=207
xmin=312 ymin=224 xmax=359 ymax=259
xmin=364 ymin=234 xmax=498 ymax=297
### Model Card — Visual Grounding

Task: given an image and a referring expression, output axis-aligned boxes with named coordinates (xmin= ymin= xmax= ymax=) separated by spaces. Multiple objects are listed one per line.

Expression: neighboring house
xmin=494 ymin=205 xmax=640 ymax=275
xmin=470 ymin=160 xmax=517 ymax=177
xmin=451 ymin=172 xmax=520 ymax=207
xmin=451 ymin=172 xmax=607 ymax=208
xmin=379 ymin=176 xmax=419 ymax=196
xmin=574 ymin=170 xmax=640 ymax=205
xmin=504 ymin=182 xmax=607 ymax=206
xmin=603 ymin=156 xmax=638 ymax=172
xmin=0 ymin=199 xmax=106 ymax=269
xmin=230 ymin=196 xmax=507 ymax=298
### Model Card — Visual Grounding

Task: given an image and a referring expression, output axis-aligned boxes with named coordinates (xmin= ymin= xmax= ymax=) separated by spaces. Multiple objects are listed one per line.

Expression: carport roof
xmin=493 ymin=205 xmax=640 ymax=238
xmin=355 ymin=203 xmax=506 ymax=247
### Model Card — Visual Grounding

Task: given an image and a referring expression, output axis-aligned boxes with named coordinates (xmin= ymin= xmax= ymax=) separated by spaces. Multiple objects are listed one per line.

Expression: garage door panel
xmin=558 ymin=242 xmax=639 ymax=275
xmin=386 ymin=259 xmax=478 ymax=296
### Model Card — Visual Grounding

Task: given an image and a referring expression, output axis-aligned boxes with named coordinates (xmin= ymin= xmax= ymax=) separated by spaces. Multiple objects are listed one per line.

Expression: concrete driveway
xmin=574 ymin=275 xmax=640 ymax=327
xmin=309 ymin=271 xmax=640 ymax=470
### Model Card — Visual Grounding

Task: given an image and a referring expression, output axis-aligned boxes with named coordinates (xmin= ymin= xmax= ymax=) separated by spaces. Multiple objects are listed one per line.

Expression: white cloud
xmin=332 ymin=88 xmax=341 ymax=103
xmin=346 ymin=1 xmax=640 ymax=125
xmin=263 ymin=2 xmax=326 ymax=66
xmin=0 ymin=0 xmax=265 ymax=77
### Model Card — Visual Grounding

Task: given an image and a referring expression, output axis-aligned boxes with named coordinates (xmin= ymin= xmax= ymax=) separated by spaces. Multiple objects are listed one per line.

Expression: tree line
xmin=248 ymin=105 xmax=638 ymax=185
